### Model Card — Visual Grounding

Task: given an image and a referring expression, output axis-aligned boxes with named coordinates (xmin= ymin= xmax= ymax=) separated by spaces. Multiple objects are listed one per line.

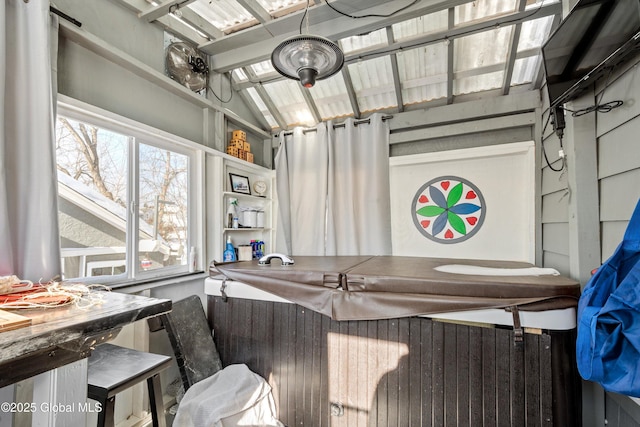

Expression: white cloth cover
xmin=173 ymin=364 xmax=284 ymax=427
xmin=434 ymin=264 xmax=561 ymax=276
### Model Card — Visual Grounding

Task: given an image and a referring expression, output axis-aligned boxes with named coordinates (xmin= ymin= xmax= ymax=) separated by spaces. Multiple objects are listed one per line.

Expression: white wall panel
xmin=389 ymin=141 xmax=535 ymax=262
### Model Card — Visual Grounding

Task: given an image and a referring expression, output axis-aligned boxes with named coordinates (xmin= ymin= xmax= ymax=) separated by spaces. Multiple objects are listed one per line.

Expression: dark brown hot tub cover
xmin=211 ymin=256 xmax=581 ymax=321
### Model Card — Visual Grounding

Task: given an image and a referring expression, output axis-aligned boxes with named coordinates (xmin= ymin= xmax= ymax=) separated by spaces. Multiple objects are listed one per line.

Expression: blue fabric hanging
xmin=577 ymin=198 xmax=640 ymax=396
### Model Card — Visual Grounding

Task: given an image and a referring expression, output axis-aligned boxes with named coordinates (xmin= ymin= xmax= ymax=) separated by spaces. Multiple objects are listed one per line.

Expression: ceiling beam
xmin=341 ymin=66 xmax=361 ymax=119
xmin=300 ymin=88 xmax=322 ymax=124
xmin=501 ymin=0 xmax=528 ymax=95
xmin=254 ymin=83 xmax=288 ymax=130
xmin=208 ymin=1 xmax=561 ymax=73
xmin=110 ymin=0 xmax=209 ymax=45
xmin=202 ymin=0 xmax=473 ymax=69
xmin=386 ymin=27 xmax=404 ymax=113
xmin=236 ymin=0 xmax=272 ymax=25
xmin=446 ymin=8 xmax=454 ymax=104
xmin=138 ymin=0 xmax=197 ymax=22
xmin=175 ymin=8 xmax=225 ymax=40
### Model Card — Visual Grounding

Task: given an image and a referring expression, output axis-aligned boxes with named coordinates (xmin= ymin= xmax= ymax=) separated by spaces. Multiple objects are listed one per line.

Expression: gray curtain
xmin=0 ymin=1 xmax=61 ymax=282
xmin=275 ymin=114 xmax=391 ymax=256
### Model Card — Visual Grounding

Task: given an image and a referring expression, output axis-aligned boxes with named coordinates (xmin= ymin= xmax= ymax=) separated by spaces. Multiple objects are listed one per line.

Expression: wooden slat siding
xmin=542 ymin=222 xmax=570 ymax=256
xmin=207 ymin=296 xmax=578 ymax=426
xmin=482 ymin=327 xmax=498 ymax=426
xmin=376 ymin=319 xmax=389 ymax=427
xmin=598 ymin=119 xmax=640 ymax=180
xmin=443 ymin=322 xmax=458 ymax=426
xmin=456 ymin=324 xmax=471 ymax=427
xmin=599 ymin=169 xmax=640 ymax=221
xmin=367 ymin=320 xmax=380 ymax=426
xmin=539 ymin=333 xmax=553 ymax=425
xmin=496 ymin=329 xmax=511 ymax=427
xmin=408 ymin=319 xmax=422 ymax=427
xmin=432 ymin=320 xmax=446 ymax=426
xmin=550 ymin=330 xmax=581 ymax=427
xmin=468 ymin=325 xmax=483 ymax=425
xmin=510 ymin=332 xmax=526 ymax=427
xmin=524 ymin=333 xmax=542 ymax=427
xmin=421 ymin=318 xmax=434 ymax=427
xmin=541 ymin=190 xmax=570 ymax=224
xmin=320 ymin=313 xmax=331 ymax=427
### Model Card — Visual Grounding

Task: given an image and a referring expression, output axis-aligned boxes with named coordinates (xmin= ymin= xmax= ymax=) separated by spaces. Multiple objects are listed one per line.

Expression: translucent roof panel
xmin=454 ymin=26 xmax=512 ymax=95
xmin=348 ymin=56 xmax=397 ymax=113
xmin=454 ymin=0 xmax=518 ymax=26
xmin=309 ymin=74 xmax=353 ymax=120
xmin=188 ymin=0 xmax=257 ymax=33
xmin=250 ymin=60 xmax=277 ymax=78
xmin=511 ymin=56 xmax=539 ymax=86
xmin=255 ymin=0 xmax=307 ymax=17
xmin=455 ymin=70 xmax=504 ymax=96
xmin=246 ymin=87 xmax=278 ymax=129
xmin=392 ymin=10 xmax=448 ymax=41
xmin=397 ymin=43 xmax=448 ymax=105
xmin=263 ymin=80 xmax=315 ymax=127
xmin=340 ymin=28 xmax=388 ymax=55
xmin=518 ymin=15 xmax=555 ymax=52
xmin=232 ymin=68 xmax=248 ymax=83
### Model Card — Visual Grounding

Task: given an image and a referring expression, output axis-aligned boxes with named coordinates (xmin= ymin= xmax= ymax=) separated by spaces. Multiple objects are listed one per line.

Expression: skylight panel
xmin=397 ymin=43 xmax=448 ymax=105
xmin=392 ymin=10 xmax=448 ymax=41
xmin=454 ymin=70 xmax=504 ymax=95
xmin=188 ymin=0 xmax=257 ymax=33
xmin=348 ymin=56 xmax=397 ymax=113
xmin=263 ymin=80 xmax=315 ymax=127
xmin=246 ymin=87 xmax=278 ymax=128
xmin=518 ymin=15 xmax=554 ymax=52
xmin=339 ymin=28 xmax=388 ymax=55
xmin=454 ymin=0 xmax=518 ymax=26
xmin=255 ymin=0 xmax=307 ymax=17
xmin=250 ymin=60 xmax=277 ymax=78
xmin=309 ymin=74 xmax=353 ymax=120
xmin=455 ymin=27 xmax=511 ymax=72
xmin=511 ymin=56 xmax=539 ymax=86
xmin=232 ymin=68 xmax=248 ymax=83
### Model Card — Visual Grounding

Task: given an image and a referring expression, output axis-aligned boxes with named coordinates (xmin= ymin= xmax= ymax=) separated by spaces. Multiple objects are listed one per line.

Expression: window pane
xmin=138 ymin=144 xmax=189 ymax=271
xmin=56 ymin=117 xmax=129 ymax=279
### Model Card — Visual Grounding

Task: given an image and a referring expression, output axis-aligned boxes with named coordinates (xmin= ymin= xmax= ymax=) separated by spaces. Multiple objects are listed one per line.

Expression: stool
xmin=87 ymin=343 xmax=172 ymax=427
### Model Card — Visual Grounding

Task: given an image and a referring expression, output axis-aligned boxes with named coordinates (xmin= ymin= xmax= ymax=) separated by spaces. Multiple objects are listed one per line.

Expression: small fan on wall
xmin=165 ymin=42 xmax=209 ymax=93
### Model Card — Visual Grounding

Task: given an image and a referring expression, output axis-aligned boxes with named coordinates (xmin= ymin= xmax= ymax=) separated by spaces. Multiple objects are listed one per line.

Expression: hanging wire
xmin=324 ymin=0 xmax=420 ymax=19
xmin=207 ymin=72 xmax=233 ymax=103
xmin=560 ymin=67 xmax=624 ymax=117
xmin=541 ymin=108 xmax=565 ymax=173
xmin=300 ymin=0 xmax=310 ymax=35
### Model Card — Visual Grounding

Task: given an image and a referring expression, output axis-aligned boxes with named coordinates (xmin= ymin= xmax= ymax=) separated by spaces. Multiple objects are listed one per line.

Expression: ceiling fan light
xmin=271 ymin=35 xmax=344 ymax=87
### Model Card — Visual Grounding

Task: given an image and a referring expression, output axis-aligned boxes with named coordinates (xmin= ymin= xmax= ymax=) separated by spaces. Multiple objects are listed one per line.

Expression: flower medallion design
xmin=412 ymin=176 xmax=486 ymax=244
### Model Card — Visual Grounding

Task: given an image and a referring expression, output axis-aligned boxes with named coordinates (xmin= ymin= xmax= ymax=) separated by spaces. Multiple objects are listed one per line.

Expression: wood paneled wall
xmin=208 ymin=296 xmax=581 ymax=427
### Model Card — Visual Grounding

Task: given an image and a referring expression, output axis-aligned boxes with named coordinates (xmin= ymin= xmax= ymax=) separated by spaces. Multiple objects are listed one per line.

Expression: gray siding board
xmin=542 ymin=251 xmax=570 ymax=277
xmin=542 ymin=163 xmax=568 ymax=195
xmin=601 ymin=221 xmax=628 ymax=263
xmin=542 ymin=190 xmax=570 ymax=223
xmin=595 ymin=56 xmax=640 ymax=138
xmin=542 ymin=222 xmax=570 ymax=256
xmin=598 ymin=119 xmax=640 ymax=179
xmin=598 ymin=169 xmax=640 ymax=221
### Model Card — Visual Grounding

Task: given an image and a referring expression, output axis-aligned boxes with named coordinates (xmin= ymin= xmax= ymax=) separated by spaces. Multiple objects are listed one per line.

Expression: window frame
xmin=56 ymin=97 xmax=204 ymax=286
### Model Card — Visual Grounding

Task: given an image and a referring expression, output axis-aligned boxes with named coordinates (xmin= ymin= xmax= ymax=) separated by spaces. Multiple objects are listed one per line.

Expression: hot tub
xmin=205 ymin=256 xmax=581 ymax=427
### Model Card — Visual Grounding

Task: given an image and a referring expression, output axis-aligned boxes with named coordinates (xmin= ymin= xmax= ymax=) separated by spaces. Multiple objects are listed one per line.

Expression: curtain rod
xmin=278 ymin=115 xmax=393 ymax=137
xmin=50 ymin=6 xmax=82 ymax=27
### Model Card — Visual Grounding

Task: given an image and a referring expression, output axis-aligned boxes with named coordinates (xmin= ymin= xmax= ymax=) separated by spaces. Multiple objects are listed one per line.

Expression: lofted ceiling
xmin=112 ymin=0 xmax=562 ymax=132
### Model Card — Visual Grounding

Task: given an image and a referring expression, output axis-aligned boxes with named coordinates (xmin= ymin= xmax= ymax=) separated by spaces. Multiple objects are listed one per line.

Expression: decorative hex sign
xmin=412 ymin=176 xmax=486 ymax=244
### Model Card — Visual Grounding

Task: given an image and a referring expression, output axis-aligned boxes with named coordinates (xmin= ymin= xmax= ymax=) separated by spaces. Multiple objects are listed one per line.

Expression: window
xmin=56 ymin=102 xmax=200 ymax=283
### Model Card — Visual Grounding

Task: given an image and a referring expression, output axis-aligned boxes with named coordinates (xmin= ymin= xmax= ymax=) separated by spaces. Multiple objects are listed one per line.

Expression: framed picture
xmin=229 ymin=173 xmax=251 ymax=195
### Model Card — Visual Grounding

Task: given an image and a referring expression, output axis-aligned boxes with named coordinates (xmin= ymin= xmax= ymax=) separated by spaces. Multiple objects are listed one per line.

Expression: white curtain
xmin=0 ymin=1 xmax=61 ymax=282
xmin=275 ymin=114 xmax=391 ymax=256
